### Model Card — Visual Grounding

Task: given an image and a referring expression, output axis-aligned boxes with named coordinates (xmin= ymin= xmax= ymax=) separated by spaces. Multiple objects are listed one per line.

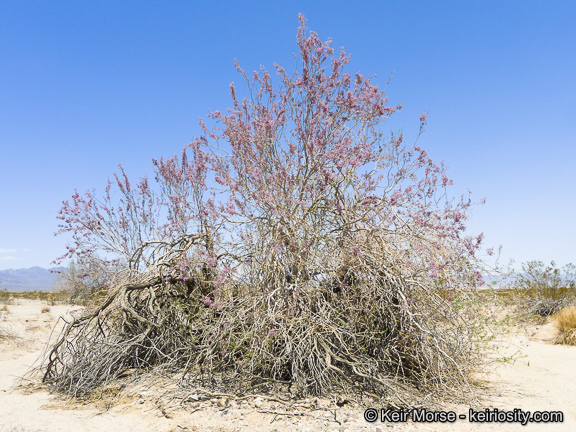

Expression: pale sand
xmin=1 ymin=299 xmax=574 ymax=432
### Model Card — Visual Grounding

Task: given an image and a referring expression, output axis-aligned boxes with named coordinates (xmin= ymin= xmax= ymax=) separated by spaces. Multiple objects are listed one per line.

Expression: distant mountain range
xmin=0 ymin=266 xmax=515 ymax=292
xmin=0 ymin=266 xmax=66 ymax=292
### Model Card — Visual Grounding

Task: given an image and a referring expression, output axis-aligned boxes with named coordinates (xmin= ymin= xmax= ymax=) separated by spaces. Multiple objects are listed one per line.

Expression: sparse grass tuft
xmin=553 ymin=306 xmax=576 ymax=345
xmin=41 ymin=307 xmax=50 ymax=314
xmin=0 ymin=326 xmax=16 ymax=341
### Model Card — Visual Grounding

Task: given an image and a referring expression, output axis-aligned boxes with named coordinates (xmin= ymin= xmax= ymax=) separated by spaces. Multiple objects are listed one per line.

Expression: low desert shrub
xmin=513 ymin=261 xmax=576 ymax=318
xmin=53 ymin=259 xmax=120 ymax=306
xmin=0 ymin=289 xmax=12 ymax=305
xmin=41 ymin=307 xmax=50 ymax=314
xmin=553 ymin=306 xmax=576 ymax=345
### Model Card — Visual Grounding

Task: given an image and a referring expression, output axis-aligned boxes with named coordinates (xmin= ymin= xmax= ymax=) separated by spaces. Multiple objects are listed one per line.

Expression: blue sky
xmin=1 ymin=1 xmax=574 ymax=272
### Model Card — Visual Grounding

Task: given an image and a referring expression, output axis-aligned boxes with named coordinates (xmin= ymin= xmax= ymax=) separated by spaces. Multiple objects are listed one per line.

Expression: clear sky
xmin=1 ymin=1 xmax=575 ymax=272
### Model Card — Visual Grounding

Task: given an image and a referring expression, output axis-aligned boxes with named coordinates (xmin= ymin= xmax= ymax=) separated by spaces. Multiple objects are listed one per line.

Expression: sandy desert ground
xmin=1 ymin=299 xmax=575 ymax=432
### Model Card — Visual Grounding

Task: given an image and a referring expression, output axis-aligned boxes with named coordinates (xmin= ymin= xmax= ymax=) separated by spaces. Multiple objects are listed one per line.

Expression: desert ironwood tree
xmin=47 ymin=15 xmax=486 ymax=406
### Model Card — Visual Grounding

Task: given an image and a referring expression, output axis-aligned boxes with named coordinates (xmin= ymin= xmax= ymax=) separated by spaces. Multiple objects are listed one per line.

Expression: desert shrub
xmin=40 ymin=15 xmax=488 ymax=407
xmin=513 ymin=261 xmax=576 ymax=317
xmin=41 ymin=307 xmax=50 ymax=314
xmin=54 ymin=258 xmax=122 ymax=306
xmin=553 ymin=306 xmax=576 ymax=345
xmin=0 ymin=289 xmax=12 ymax=305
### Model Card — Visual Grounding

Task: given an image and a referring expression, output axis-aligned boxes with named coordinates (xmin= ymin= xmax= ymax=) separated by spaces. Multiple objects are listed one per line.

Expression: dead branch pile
xmin=39 ymin=230 xmax=481 ymax=407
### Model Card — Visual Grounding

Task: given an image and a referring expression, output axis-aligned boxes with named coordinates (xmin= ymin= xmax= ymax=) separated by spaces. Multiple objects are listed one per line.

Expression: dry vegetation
xmin=0 ymin=327 xmax=16 ymax=342
xmin=511 ymin=261 xmax=576 ymax=320
xmin=0 ymin=289 xmax=70 ymax=306
xmin=6 ymin=292 xmax=575 ymax=431
xmin=0 ymin=427 xmax=43 ymax=432
xmin=553 ymin=306 xmax=576 ymax=345
xmin=481 ymin=262 xmax=576 ymax=347
xmin=0 ymin=301 xmax=13 ymax=341
xmin=35 ymin=234 xmax=489 ymax=410
xmin=4 ymin=262 xmax=575 ymax=430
